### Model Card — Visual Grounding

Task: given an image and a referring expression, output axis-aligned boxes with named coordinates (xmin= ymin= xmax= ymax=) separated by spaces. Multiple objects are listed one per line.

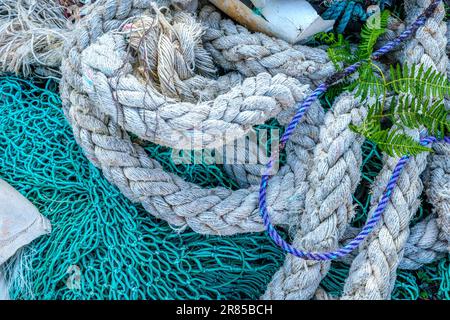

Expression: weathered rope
xmin=340 ymin=215 xmax=448 ymax=270
xmin=447 ymin=21 xmax=450 ymax=79
xmin=60 ymin=0 xmax=330 ymax=235
xmin=258 ymin=0 xmax=443 ymax=260
xmin=262 ymin=93 xmax=366 ymax=299
xmin=198 ymin=5 xmax=336 ymax=86
xmin=341 ymin=0 xmax=448 ymax=300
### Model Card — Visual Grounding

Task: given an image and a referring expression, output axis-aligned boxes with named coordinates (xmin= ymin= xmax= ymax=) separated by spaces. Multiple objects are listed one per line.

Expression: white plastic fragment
xmin=208 ymin=0 xmax=335 ymax=43
xmin=0 ymin=178 xmax=51 ymax=266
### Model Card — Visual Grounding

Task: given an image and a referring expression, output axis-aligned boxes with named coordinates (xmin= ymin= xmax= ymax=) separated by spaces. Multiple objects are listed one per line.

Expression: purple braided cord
xmin=259 ymin=0 xmax=444 ymax=261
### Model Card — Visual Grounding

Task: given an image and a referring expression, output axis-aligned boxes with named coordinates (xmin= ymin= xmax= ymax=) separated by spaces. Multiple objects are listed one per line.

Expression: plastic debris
xmin=0 ymin=178 xmax=51 ymax=266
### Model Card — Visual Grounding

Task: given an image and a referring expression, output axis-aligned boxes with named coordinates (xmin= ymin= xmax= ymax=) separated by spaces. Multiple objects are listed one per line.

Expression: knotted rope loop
xmin=80 ymin=5 xmax=323 ymax=151
xmin=61 ymin=0 xmax=331 ymax=235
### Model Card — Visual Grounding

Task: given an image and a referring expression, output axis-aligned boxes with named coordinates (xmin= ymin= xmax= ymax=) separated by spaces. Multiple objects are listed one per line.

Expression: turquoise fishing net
xmin=0 ymin=75 xmax=284 ymax=299
xmin=0 ymin=75 xmax=448 ymax=300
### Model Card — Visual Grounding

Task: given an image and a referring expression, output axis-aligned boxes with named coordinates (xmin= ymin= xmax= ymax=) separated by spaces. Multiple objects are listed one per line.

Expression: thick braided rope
xmin=119 ymin=7 xmax=318 ymax=187
xmin=339 ymin=215 xmax=448 ymax=270
xmin=60 ymin=0 xmax=326 ymax=235
xmin=436 ymin=18 xmax=450 ymax=242
xmin=258 ymin=0 xmax=442 ymax=260
xmin=113 ymin=2 xmax=335 ymax=185
xmin=398 ymin=0 xmax=448 ymax=74
xmin=257 ymin=0 xmax=443 ymax=300
xmin=81 ymin=32 xmax=313 ymax=150
xmin=198 ymin=5 xmax=336 ymax=87
xmin=342 ymin=0 xmax=448 ymax=300
xmin=402 ymin=0 xmax=450 ymax=272
xmin=418 ymin=3 xmax=450 ymax=244
xmin=427 ymin=141 xmax=450 ymax=243
xmin=341 ymin=136 xmax=446 ymax=299
xmin=262 ymin=93 xmax=365 ymax=300
xmin=79 ymin=6 xmax=325 ymax=150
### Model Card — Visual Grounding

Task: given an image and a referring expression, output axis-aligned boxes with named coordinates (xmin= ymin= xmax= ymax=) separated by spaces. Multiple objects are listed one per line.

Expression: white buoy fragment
xmin=0 ymin=178 xmax=51 ymax=266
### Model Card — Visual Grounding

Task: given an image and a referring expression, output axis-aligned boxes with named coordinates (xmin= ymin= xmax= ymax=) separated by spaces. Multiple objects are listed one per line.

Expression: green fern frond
xmin=314 ymin=32 xmax=338 ymax=45
xmin=351 ymin=121 xmax=431 ymax=157
xmin=325 ymin=33 xmax=356 ymax=69
xmin=350 ymin=118 xmax=381 ymax=139
xmin=367 ymin=100 xmax=384 ymax=119
xmin=369 ymin=129 xmax=431 ymax=157
xmin=388 ymin=64 xmax=450 ymax=99
xmin=357 ymin=10 xmax=390 ymax=59
xmin=354 ymin=63 xmax=385 ymax=100
xmin=388 ymin=95 xmax=450 ymax=139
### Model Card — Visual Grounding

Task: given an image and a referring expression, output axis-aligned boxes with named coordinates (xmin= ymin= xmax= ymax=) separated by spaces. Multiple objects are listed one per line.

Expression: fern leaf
xmin=350 ymin=118 xmax=381 ymax=138
xmin=354 ymin=63 xmax=385 ymax=100
xmin=324 ymin=33 xmax=356 ymax=68
xmin=371 ymin=129 xmax=431 ymax=157
xmin=357 ymin=10 xmax=390 ymax=59
xmin=388 ymin=64 xmax=450 ymax=99
xmin=351 ymin=121 xmax=431 ymax=157
xmin=385 ymin=95 xmax=450 ymax=138
xmin=367 ymin=100 xmax=384 ymax=119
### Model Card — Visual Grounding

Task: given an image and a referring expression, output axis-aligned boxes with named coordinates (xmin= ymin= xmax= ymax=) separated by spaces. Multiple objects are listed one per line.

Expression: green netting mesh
xmin=0 ymin=75 xmax=448 ymax=300
xmin=0 ymin=76 xmax=284 ymax=299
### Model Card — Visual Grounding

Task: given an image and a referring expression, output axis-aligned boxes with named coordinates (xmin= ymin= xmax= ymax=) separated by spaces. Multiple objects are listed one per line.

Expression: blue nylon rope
xmin=323 ymin=1 xmax=369 ymax=33
xmin=259 ymin=0 xmax=444 ymax=261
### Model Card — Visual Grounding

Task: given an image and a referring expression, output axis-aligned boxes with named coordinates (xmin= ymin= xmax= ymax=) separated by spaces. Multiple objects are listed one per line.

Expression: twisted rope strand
xmin=339 ymin=215 xmax=449 ymax=270
xmin=60 ymin=0 xmax=328 ymax=235
xmin=262 ymin=93 xmax=365 ymax=299
xmin=342 ymin=0 xmax=448 ymax=300
xmin=198 ymin=5 xmax=336 ymax=86
xmin=259 ymin=0 xmax=443 ymax=260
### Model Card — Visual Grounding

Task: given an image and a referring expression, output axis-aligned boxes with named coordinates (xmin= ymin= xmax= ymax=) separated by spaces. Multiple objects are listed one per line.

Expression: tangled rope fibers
xmin=259 ymin=0 xmax=445 ymax=260
xmin=0 ymin=0 xmax=449 ymax=300
xmin=0 ymin=75 xmax=285 ymax=299
xmin=0 ymin=73 xmax=448 ymax=300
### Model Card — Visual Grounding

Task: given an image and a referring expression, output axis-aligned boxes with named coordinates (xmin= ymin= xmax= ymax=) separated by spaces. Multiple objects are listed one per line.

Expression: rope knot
xmin=124 ymin=5 xmax=216 ymax=102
